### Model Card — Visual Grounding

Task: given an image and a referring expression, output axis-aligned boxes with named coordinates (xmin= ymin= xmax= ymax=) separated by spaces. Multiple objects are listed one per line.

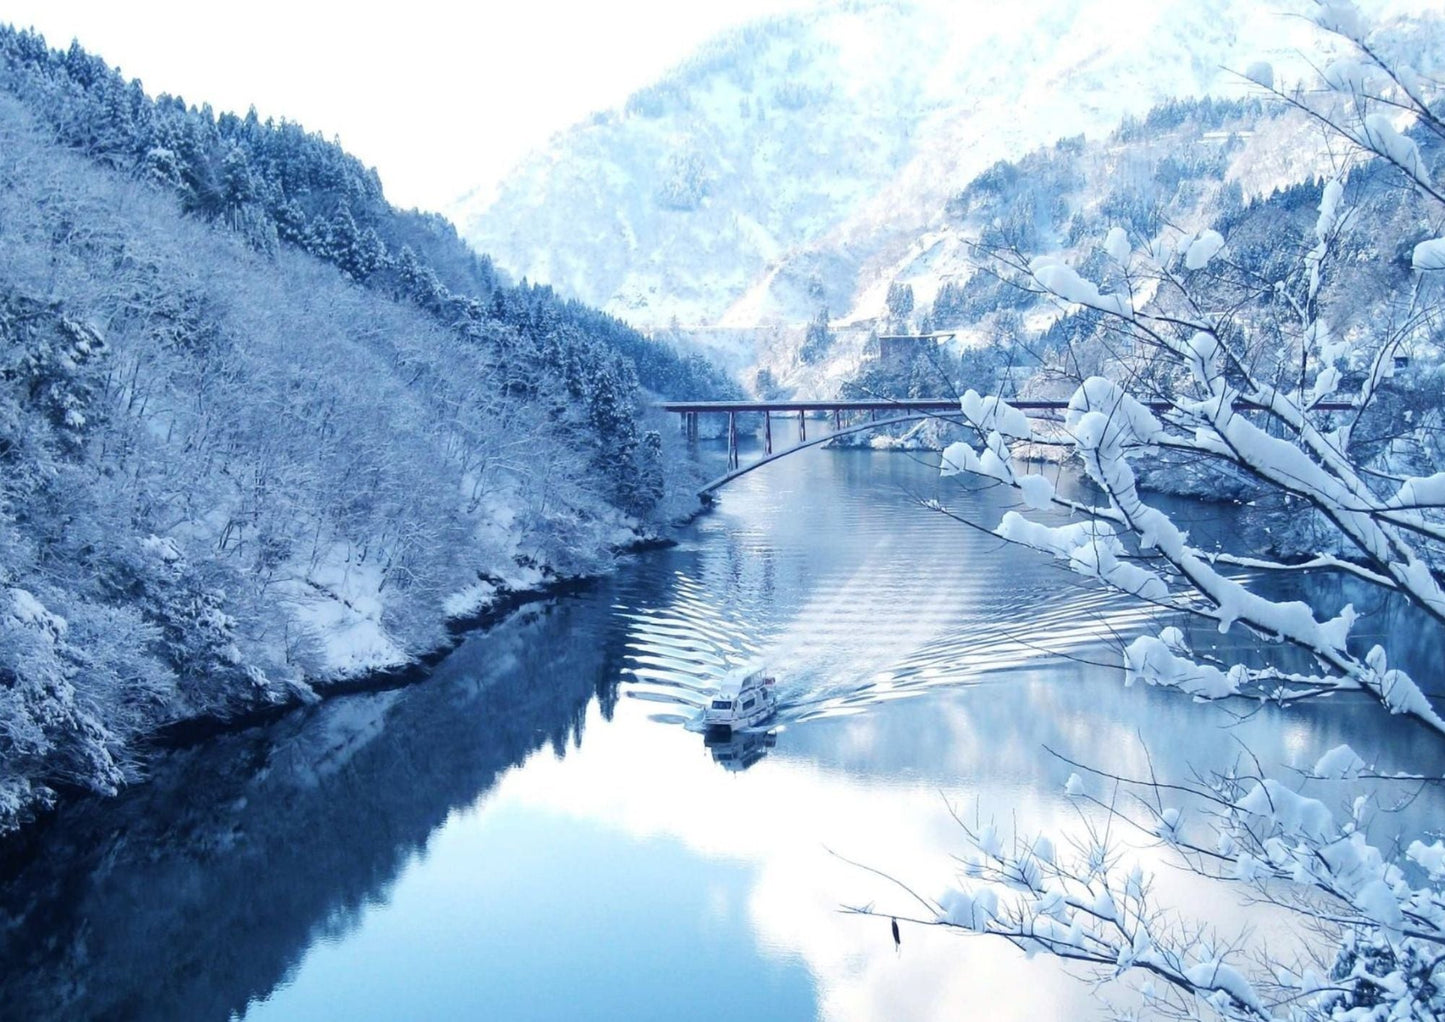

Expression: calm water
xmin=3 ymin=427 xmax=1443 ymax=1022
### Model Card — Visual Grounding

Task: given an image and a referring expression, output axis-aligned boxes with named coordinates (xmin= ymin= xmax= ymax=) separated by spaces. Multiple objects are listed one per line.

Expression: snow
xmin=1103 ymin=226 xmax=1131 ymax=263
xmin=1184 ymin=961 xmax=1265 ymax=1013
xmin=1090 ymin=889 xmax=1117 ymax=921
xmin=1066 ymin=538 xmax=1170 ymax=602
xmin=456 ymin=0 xmax=1357 ymax=332
xmin=1066 ymin=377 xmax=1163 ymax=446
xmin=1407 ymin=840 xmax=1445 ymax=879
xmin=1352 ymin=878 xmax=1406 ymax=938
xmin=1187 ymin=331 xmax=1220 ymax=387
xmin=939 ymin=440 xmax=982 ymax=479
xmin=1183 ymin=229 xmax=1225 ymax=270
xmin=1123 ymin=634 xmax=1242 ymax=698
xmin=442 ymin=581 xmax=499 ymax=620
xmin=1312 ymin=743 xmax=1366 ymax=779
xmin=1244 ymin=60 xmax=1274 ymax=89
xmin=1314 ymin=0 xmax=1366 ymax=41
xmin=960 ymin=389 xmax=1031 ymax=439
xmin=1235 ymin=779 xmax=1336 ymax=843
xmin=1017 ymin=473 xmax=1056 ymax=510
xmin=1323 ymin=57 xmax=1373 ymax=93
xmin=1316 ymin=178 xmax=1344 ymax=241
xmin=1390 ymin=472 xmax=1445 ymax=507
xmin=283 ymin=552 xmax=408 ymax=678
xmin=1064 ymin=772 xmax=1085 ymax=796
xmin=6 ymin=588 xmax=67 ymax=641
xmin=1363 ymin=113 xmax=1429 ymax=187
xmin=141 ymin=534 xmax=183 ymax=563
xmin=1232 ymin=851 xmax=1260 ymax=881
xmin=939 ymin=886 xmax=999 ymax=931
xmin=996 ymin=512 xmax=1120 ymax=561
xmin=1412 ymin=238 xmax=1445 ymax=271
xmin=1158 ymin=626 xmax=1189 ymax=654
xmin=1310 ymin=365 xmax=1341 ymax=403
xmin=1378 ymin=665 xmax=1436 ymax=718
xmin=940 ymin=431 xmax=1021 ymax=487
xmin=1364 ymin=644 xmax=1442 ymax=723
xmin=1030 ymin=256 xmax=1132 ymax=317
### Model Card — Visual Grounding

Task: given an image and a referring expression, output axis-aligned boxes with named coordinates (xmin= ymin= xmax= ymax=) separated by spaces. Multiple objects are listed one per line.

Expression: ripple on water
xmin=614 ymin=560 xmax=1169 ymax=730
xmin=611 ymin=447 xmax=1241 ymax=732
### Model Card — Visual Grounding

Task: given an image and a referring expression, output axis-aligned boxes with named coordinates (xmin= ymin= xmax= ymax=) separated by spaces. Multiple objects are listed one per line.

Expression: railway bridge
xmin=658 ymin=397 xmax=1355 ymax=497
xmin=659 ymin=398 xmax=1001 ymax=496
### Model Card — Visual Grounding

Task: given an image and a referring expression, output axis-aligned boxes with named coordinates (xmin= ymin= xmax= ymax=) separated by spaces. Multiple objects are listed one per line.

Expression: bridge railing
xmin=658 ymin=397 xmax=1356 ymax=494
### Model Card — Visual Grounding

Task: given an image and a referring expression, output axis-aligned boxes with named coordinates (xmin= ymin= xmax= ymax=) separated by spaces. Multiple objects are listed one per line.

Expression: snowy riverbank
xmin=148 ymin=531 xmax=677 ymax=749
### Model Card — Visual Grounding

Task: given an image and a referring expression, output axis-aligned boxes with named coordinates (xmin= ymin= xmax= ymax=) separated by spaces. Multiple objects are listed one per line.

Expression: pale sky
xmin=2 ymin=0 xmax=814 ymax=213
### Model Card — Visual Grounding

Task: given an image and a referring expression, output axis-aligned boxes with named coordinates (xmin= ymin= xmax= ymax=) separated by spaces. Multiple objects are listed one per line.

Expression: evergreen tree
xmin=885 ymin=280 xmax=914 ymax=325
xmin=800 ymin=307 xmax=833 ymax=364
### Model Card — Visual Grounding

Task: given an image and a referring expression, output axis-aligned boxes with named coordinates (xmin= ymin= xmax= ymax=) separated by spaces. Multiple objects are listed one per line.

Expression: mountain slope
xmin=452 ymin=0 xmax=1393 ymax=332
xmin=0 ymin=26 xmax=733 ymax=834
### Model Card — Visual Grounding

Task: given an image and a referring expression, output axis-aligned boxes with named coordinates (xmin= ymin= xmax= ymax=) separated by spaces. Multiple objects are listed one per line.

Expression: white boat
xmin=702 ymin=667 xmax=778 ymax=732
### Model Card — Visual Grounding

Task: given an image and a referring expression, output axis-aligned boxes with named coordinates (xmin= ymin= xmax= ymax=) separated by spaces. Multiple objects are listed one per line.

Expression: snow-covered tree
xmin=800 ymin=306 xmax=834 ymax=364
xmin=870 ymin=6 xmax=1445 ymax=1019
xmin=886 ymin=280 xmax=915 ymax=327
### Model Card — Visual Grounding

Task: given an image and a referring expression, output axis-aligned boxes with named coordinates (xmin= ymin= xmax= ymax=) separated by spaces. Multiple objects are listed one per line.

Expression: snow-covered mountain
xmin=450 ymin=0 xmax=1420 ymax=335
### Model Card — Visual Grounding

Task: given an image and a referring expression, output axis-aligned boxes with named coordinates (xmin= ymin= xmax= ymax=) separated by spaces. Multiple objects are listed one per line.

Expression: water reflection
xmin=705 ymin=729 xmax=777 ymax=771
xmin=1 ymin=430 xmax=1442 ymax=1022
xmin=0 ymin=598 xmax=635 ymax=1022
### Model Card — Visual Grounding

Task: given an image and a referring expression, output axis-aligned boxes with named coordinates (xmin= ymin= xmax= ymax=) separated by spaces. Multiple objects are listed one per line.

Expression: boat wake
xmin=616 ymin=560 xmax=1174 ymax=733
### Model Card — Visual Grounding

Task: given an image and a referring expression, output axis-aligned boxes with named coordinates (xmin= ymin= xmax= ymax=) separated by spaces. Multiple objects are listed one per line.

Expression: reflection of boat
xmin=704 ymin=728 xmax=776 ymax=771
xmin=702 ymin=667 xmax=778 ymax=733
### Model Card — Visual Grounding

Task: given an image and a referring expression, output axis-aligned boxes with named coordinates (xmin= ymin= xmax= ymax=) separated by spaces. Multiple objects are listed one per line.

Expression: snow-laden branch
xmin=903 ymin=6 xmax=1445 ymax=1019
xmin=855 ymin=746 xmax=1445 ymax=1020
xmin=939 ymin=378 xmax=1445 ymax=728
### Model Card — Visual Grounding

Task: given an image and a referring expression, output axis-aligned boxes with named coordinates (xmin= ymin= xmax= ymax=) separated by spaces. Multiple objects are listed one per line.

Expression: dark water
xmin=3 ymin=428 xmax=1443 ymax=1022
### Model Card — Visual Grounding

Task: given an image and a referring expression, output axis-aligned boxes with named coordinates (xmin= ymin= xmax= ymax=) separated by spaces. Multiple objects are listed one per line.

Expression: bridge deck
xmin=663 ymin=399 xmax=997 ymax=414
xmin=663 ymin=395 xmax=1357 ymax=496
xmin=658 ymin=398 xmax=1355 ymax=414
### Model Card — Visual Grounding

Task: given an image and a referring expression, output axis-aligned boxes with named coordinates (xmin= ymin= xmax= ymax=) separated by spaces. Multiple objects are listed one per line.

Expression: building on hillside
xmin=874 ymin=331 xmax=956 ymax=366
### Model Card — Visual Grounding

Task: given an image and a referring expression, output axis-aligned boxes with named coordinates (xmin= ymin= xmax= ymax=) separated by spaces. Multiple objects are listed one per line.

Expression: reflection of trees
xmin=0 ymin=593 xmax=637 ymax=1022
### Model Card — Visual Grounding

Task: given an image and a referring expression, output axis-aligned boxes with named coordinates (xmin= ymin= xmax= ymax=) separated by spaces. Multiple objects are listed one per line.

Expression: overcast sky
xmin=3 ymin=0 xmax=813 ymax=213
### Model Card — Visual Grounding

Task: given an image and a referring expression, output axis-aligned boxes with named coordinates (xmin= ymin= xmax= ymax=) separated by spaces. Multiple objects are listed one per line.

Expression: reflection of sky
xmin=247 ymin=669 xmax=1445 ymax=1022
xmin=244 ymin=440 xmax=1445 ymax=1021
xmin=243 ymin=799 xmax=816 ymax=1022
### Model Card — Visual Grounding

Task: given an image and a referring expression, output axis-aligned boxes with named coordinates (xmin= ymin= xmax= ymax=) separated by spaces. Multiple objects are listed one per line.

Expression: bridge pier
xmin=727 ymin=412 xmax=738 ymax=470
xmin=798 ymin=410 xmax=806 ymax=442
xmin=764 ymin=411 xmax=772 ymax=455
xmin=834 ymin=407 xmax=841 ymax=431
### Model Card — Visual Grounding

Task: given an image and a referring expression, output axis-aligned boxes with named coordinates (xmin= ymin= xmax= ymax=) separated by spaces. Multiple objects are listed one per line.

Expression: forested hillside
xmin=451 ymin=0 xmax=1357 ymax=331
xmin=0 ymin=27 xmax=731 ymax=834
xmin=838 ymin=81 xmax=1445 ymax=557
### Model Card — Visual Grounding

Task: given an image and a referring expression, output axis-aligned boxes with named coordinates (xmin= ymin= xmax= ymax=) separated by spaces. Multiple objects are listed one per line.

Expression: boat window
xmin=742 ymin=699 xmax=754 ymax=710
xmin=711 ymin=699 xmax=732 ymax=710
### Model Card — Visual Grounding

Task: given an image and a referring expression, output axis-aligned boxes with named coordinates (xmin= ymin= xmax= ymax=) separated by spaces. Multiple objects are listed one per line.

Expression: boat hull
xmin=702 ymin=701 xmax=776 ymax=734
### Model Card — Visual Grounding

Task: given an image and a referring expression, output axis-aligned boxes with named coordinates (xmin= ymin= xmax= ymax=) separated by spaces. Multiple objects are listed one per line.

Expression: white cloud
xmin=3 ymin=0 xmax=813 ymax=212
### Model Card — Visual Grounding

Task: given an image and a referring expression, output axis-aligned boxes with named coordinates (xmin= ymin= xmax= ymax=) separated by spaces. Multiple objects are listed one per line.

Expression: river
xmin=2 ymin=425 xmax=1443 ymax=1021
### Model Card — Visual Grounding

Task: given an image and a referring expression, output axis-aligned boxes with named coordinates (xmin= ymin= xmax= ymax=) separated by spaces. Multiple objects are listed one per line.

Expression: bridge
xmin=659 ymin=396 xmax=1356 ymax=497
xmin=660 ymin=398 xmax=996 ymax=495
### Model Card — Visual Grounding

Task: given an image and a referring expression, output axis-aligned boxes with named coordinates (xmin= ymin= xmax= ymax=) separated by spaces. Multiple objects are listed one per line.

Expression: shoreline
xmin=1 ymin=532 xmax=682 ymax=858
xmin=151 ymin=532 xmax=680 ymax=751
